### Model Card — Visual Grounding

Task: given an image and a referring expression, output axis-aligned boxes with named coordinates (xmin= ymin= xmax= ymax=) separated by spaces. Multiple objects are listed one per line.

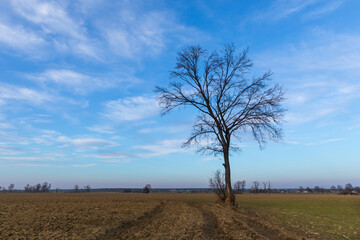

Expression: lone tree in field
xmin=156 ymin=44 xmax=285 ymax=205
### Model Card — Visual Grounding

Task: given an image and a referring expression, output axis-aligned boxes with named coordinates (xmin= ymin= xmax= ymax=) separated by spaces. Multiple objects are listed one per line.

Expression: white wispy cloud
xmin=0 ymin=83 xmax=55 ymax=106
xmin=102 ymin=96 xmax=160 ymax=122
xmin=10 ymin=0 xmax=99 ymax=59
xmin=2 ymin=0 xmax=205 ymax=61
xmin=248 ymin=0 xmax=316 ymax=22
xmin=0 ymin=83 xmax=84 ymax=119
xmin=72 ymin=163 xmax=96 ymax=167
xmin=256 ymin=30 xmax=360 ymax=125
xmin=305 ymin=0 xmax=344 ymax=19
xmin=0 ymin=21 xmax=45 ymax=54
xmin=14 ymin=163 xmax=51 ymax=167
xmin=93 ymin=151 xmax=132 ymax=162
xmin=257 ymin=31 xmax=360 ymax=72
xmin=94 ymin=152 xmax=128 ymax=159
xmin=135 ymin=139 xmax=186 ymax=158
xmin=0 ymin=145 xmax=22 ymax=155
xmin=0 ymin=123 xmax=14 ymax=129
xmin=99 ymin=4 xmax=206 ymax=59
xmin=26 ymin=69 xmax=114 ymax=95
xmin=286 ymin=93 xmax=310 ymax=106
xmin=285 ymin=107 xmax=337 ymax=124
xmin=104 ymin=11 xmax=166 ymax=58
xmin=138 ymin=123 xmax=192 ymax=134
xmin=247 ymin=0 xmax=343 ymax=23
xmin=305 ymin=138 xmax=344 ymax=146
xmin=57 ymin=136 xmax=118 ymax=150
xmin=86 ymin=125 xmax=116 ymax=134
xmin=273 ymin=0 xmax=316 ymax=18
xmin=0 ymin=156 xmax=57 ymax=162
xmin=201 ymin=156 xmax=218 ymax=162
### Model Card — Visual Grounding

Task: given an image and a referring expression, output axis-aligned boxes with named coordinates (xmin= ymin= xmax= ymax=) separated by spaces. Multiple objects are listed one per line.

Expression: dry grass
xmin=237 ymin=194 xmax=360 ymax=239
xmin=0 ymin=193 xmax=359 ymax=239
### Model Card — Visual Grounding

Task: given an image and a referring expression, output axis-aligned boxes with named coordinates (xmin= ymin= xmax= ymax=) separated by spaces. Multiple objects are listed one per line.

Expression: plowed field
xmin=0 ymin=193 xmax=358 ymax=239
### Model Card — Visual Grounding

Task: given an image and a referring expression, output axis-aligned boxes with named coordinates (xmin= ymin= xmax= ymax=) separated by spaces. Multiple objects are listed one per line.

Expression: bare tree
xmin=240 ymin=180 xmax=246 ymax=193
xmin=142 ymin=184 xmax=152 ymax=194
xmin=337 ymin=185 xmax=343 ymax=194
xmin=24 ymin=184 xmax=31 ymax=192
xmin=8 ymin=184 xmax=15 ymax=192
xmin=156 ymin=44 xmax=285 ymax=205
xmin=233 ymin=180 xmax=246 ymax=194
xmin=24 ymin=182 xmax=51 ymax=193
xmin=35 ymin=183 xmax=41 ymax=192
xmin=345 ymin=183 xmax=353 ymax=195
xmin=41 ymin=182 xmax=51 ymax=192
xmin=74 ymin=184 xmax=79 ymax=193
xmin=267 ymin=181 xmax=271 ymax=194
xmin=209 ymin=170 xmax=226 ymax=201
xmin=84 ymin=185 xmax=91 ymax=192
xmin=233 ymin=181 xmax=240 ymax=193
xmin=262 ymin=181 xmax=267 ymax=193
xmin=234 ymin=180 xmax=246 ymax=193
xmin=251 ymin=181 xmax=259 ymax=193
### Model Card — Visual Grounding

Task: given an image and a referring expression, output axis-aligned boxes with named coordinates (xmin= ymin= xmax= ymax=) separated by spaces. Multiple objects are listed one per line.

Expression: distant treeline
xmin=23 ymin=182 xmax=51 ymax=192
xmin=0 ymin=182 xmax=359 ymax=195
xmin=0 ymin=183 xmax=90 ymax=193
xmin=211 ymin=171 xmax=360 ymax=199
xmin=298 ymin=184 xmax=360 ymax=195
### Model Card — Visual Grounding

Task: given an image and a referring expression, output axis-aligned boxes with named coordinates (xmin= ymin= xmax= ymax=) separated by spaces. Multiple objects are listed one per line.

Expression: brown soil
xmin=0 ymin=193 xmax=308 ymax=240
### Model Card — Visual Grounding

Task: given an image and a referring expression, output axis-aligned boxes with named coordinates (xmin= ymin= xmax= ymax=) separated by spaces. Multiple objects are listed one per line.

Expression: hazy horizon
xmin=0 ymin=0 xmax=359 ymax=189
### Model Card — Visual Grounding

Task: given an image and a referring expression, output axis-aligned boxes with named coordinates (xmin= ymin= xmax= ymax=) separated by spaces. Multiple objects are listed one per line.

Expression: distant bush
xmin=209 ymin=170 xmax=226 ymax=201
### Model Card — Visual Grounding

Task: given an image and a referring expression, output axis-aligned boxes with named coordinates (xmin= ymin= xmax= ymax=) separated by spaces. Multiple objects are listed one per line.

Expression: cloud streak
xmin=247 ymin=0 xmax=343 ymax=23
xmin=256 ymin=30 xmax=360 ymax=125
xmin=135 ymin=139 xmax=186 ymax=158
xmin=11 ymin=0 xmax=99 ymax=59
xmin=0 ymin=83 xmax=55 ymax=106
xmin=26 ymin=69 xmax=115 ymax=95
xmin=0 ymin=21 xmax=45 ymax=55
xmin=305 ymin=138 xmax=344 ymax=146
xmin=57 ymin=136 xmax=118 ymax=150
xmin=102 ymin=96 xmax=160 ymax=122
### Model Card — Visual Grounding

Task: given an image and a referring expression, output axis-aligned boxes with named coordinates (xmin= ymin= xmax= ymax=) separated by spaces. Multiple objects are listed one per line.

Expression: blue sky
xmin=0 ymin=0 xmax=359 ymax=189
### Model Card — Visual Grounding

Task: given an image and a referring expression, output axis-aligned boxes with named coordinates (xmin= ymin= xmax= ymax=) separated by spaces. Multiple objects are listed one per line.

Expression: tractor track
xmin=96 ymin=201 xmax=166 ymax=240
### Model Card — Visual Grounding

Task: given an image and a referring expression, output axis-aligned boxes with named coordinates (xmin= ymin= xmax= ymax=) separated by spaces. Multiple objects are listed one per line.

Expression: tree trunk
xmin=223 ymin=146 xmax=235 ymax=205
